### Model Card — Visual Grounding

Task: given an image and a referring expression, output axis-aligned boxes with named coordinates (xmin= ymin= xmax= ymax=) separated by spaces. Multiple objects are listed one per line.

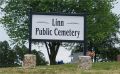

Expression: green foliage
xmin=14 ymin=45 xmax=28 ymax=61
xmin=97 ymin=48 xmax=120 ymax=61
xmin=14 ymin=45 xmax=47 ymax=66
xmin=32 ymin=50 xmax=47 ymax=65
xmin=0 ymin=41 xmax=47 ymax=67
xmin=0 ymin=0 xmax=119 ymax=45
xmin=0 ymin=41 xmax=17 ymax=67
xmin=0 ymin=0 xmax=120 ymax=64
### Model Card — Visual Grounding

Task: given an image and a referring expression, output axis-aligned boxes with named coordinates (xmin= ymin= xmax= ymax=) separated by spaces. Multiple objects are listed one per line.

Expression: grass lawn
xmin=0 ymin=62 xmax=120 ymax=74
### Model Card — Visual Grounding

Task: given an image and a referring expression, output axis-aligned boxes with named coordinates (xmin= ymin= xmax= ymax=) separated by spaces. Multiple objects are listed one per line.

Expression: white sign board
xmin=31 ymin=14 xmax=84 ymax=41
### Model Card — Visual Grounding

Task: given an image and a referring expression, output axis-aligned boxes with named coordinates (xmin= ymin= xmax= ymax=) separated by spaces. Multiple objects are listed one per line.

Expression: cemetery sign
xmin=31 ymin=13 xmax=85 ymax=42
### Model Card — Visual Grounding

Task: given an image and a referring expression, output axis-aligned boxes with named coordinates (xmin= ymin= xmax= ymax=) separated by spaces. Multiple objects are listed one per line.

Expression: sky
xmin=0 ymin=0 xmax=120 ymax=63
xmin=112 ymin=0 xmax=120 ymax=15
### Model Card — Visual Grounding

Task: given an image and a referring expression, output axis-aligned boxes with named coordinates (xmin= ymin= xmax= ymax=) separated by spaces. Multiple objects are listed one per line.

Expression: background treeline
xmin=0 ymin=0 xmax=120 ymax=65
xmin=0 ymin=41 xmax=47 ymax=67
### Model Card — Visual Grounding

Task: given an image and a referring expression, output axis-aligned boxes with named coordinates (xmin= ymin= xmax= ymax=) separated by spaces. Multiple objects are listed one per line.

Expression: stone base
xmin=78 ymin=56 xmax=92 ymax=70
xmin=117 ymin=55 xmax=120 ymax=61
xmin=23 ymin=54 xmax=36 ymax=68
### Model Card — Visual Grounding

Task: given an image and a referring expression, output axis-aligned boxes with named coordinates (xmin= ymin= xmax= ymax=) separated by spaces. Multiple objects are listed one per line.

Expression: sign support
xmin=29 ymin=9 xmax=32 ymax=54
xmin=83 ymin=15 xmax=87 ymax=55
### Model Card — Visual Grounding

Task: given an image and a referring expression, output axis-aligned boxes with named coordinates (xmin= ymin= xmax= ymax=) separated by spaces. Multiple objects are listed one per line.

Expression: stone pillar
xmin=117 ymin=55 xmax=120 ymax=62
xmin=78 ymin=56 xmax=92 ymax=70
xmin=23 ymin=54 xmax=36 ymax=68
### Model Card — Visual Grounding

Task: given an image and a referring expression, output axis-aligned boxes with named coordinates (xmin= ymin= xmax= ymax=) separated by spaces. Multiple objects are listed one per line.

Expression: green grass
xmin=92 ymin=62 xmax=120 ymax=70
xmin=0 ymin=62 xmax=120 ymax=74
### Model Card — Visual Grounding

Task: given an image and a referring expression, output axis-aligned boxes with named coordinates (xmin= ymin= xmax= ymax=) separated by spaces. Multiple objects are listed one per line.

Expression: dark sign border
xmin=30 ymin=12 xmax=86 ymax=42
xmin=29 ymin=11 xmax=87 ymax=55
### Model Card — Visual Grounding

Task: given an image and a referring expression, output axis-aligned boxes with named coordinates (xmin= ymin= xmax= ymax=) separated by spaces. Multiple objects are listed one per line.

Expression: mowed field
xmin=0 ymin=62 xmax=120 ymax=74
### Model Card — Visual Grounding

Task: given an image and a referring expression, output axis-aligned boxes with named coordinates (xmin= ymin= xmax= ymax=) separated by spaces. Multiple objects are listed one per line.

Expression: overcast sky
xmin=0 ymin=0 xmax=120 ymax=63
xmin=112 ymin=0 xmax=120 ymax=15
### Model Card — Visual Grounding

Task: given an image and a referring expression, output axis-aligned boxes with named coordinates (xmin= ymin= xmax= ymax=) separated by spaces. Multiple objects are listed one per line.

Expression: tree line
xmin=0 ymin=41 xmax=47 ymax=67
xmin=0 ymin=0 xmax=120 ymax=65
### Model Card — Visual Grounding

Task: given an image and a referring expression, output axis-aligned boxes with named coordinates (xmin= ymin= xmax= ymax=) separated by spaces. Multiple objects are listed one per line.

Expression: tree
xmin=14 ymin=45 xmax=28 ymax=62
xmin=45 ymin=42 xmax=60 ymax=65
xmin=14 ymin=45 xmax=47 ymax=65
xmin=32 ymin=49 xmax=47 ymax=65
xmin=0 ymin=41 xmax=17 ymax=67
xmin=0 ymin=0 xmax=119 ymax=64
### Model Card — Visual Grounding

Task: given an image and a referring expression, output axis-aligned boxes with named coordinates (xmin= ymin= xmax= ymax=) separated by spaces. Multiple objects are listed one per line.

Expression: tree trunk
xmin=49 ymin=55 xmax=56 ymax=65
xmin=45 ymin=42 xmax=60 ymax=65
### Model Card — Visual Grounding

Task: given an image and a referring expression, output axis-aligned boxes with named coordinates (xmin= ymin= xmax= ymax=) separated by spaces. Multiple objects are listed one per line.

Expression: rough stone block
xmin=23 ymin=54 xmax=36 ymax=68
xmin=117 ymin=55 xmax=120 ymax=62
xmin=78 ymin=56 xmax=92 ymax=70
